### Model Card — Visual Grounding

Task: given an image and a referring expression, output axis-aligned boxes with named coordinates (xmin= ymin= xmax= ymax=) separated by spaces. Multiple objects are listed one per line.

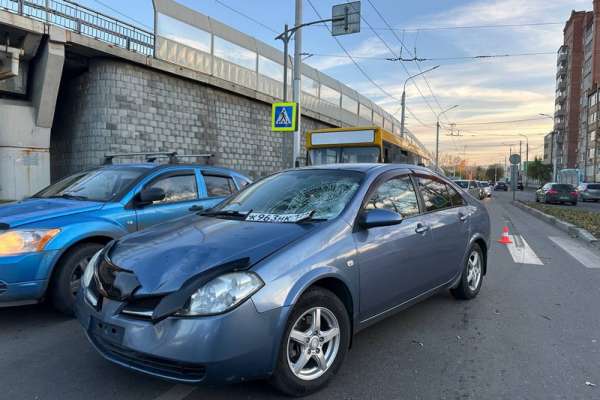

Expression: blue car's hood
xmin=0 ymin=198 xmax=104 ymax=228
xmin=109 ymin=215 xmax=318 ymax=295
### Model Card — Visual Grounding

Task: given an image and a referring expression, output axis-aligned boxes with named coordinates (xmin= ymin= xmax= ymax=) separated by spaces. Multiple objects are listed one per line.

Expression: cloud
xmin=304 ymin=38 xmax=397 ymax=71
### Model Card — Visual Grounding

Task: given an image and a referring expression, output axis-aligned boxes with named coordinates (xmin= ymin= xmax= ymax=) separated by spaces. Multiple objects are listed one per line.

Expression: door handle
xmin=458 ymin=212 xmax=469 ymax=222
xmin=189 ymin=205 xmax=204 ymax=212
xmin=415 ymin=224 xmax=430 ymax=234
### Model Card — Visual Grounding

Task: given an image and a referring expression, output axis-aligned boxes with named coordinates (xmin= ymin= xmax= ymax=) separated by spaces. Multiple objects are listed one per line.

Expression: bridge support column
xmin=0 ymin=38 xmax=64 ymax=201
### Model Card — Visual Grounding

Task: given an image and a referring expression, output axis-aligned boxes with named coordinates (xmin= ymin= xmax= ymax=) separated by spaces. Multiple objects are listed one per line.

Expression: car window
xmin=448 ymin=184 xmax=466 ymax=206
xmin=454 ymin=180 xmax=469 ymax=189
xmin=587 ymin=184 xmax=600 ymax=190
xmin=146 ymin=173 xmax=198 ymax=204
xmin=234 ymin=176 xmax=251 ymax=190
xmin=204 ymin=175 xmax=236 ymax=197
xmin=365 ymin=176 xmax=419 ymax=218
xmin=34 ymin=168 xmax=145 ymax=202
xmin=416 ymin=177 xmax=453 ymax=212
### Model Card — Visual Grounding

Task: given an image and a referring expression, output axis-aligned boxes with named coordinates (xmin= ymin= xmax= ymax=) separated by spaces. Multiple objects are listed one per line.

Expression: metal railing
xmin=0 ymin=0 xmax=154 ymax=55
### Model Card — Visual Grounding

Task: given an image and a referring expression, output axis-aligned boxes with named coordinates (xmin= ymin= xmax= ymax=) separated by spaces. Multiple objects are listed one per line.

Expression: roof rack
xmin=104 ymin=152 xmax=178 ymax=165
xmin=104 ymin=152 xmax=214 ymax=165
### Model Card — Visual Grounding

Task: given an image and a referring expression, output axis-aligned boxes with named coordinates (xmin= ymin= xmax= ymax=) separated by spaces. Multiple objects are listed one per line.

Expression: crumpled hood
xmin=109 ymin=215 xmax=318 ymax=295
xmin=0 ymin=198 xmax=104 ymax=228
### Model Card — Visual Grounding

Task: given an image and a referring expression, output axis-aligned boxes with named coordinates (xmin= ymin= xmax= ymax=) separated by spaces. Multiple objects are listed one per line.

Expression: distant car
xmin=477 ymin=181 xmax=492 ymax=198
xmin=535 ymin=183 xmax=577 ymax=205
xmin=76 ymin=164 xmax=491 ymax=395
xmin=577 ymin=182 xmax=600 ymax=202
xmin=454 ymin=179 xmax=483 ymax=199
xmin=0 ymin=159 xmax=251 ymax=314
xmin=494 ymin=182 xmax=508 ymax=191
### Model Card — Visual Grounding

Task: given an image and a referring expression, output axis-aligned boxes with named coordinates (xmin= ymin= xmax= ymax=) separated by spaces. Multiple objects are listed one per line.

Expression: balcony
xmin=556 ymin=65 xmax=567 ymax=78
xmin=557 ymin=79 xmax=567 ymax=90
xmin=555 ymin=91 xmax=566 ymax=103
xmin=557 ymin=51 xmax=568 ymax=65
xmin=554 ymin=108 xmax=566 ymax=118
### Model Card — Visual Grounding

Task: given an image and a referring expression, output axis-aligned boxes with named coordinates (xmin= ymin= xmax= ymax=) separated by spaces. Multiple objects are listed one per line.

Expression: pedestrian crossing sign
xmin=271 ymin=102 xmax=298 ymax=131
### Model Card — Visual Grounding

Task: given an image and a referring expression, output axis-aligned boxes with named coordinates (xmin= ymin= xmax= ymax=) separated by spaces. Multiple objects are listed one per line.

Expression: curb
xmin=512 ymin=200 xmax=599 ymax=250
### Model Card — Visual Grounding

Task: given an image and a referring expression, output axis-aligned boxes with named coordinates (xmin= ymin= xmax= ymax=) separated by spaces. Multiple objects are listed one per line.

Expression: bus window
xmin=310 ymin=148 xmax=340 ymax=165
xmin=340 ymin=147 xmax=380 ymax=163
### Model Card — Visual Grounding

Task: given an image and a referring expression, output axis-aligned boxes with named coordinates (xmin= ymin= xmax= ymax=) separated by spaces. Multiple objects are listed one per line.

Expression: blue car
xmin=76 ymin=164 xmax=490 ymax=396
xmin=0 ymin=161 xmax=251 ymax=314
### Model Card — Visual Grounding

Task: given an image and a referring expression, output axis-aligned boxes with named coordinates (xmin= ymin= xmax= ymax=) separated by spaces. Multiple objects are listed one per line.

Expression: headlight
xmin=0 ymin=229 xmax=60 ymax=256
xmin=82 ymin=250 xmax=103 ymax=290
xmin=177 ymin=272 xmax=264 ymax=316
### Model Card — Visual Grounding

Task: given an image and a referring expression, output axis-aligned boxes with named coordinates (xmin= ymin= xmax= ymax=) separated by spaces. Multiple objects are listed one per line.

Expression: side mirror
xmin=137 ymin=187 xmax=166 ymax=206
xmin=359 ymin=208 xmax=403 ymax=229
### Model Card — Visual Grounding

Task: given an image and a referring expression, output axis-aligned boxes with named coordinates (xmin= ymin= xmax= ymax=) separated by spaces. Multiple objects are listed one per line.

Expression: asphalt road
xmin=2 ymin=192 xmax=600 ymax=400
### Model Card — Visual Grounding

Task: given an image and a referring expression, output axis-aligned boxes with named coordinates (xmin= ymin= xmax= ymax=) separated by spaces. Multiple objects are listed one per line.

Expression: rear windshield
xmin=479 ymin=182 xmax=489 ymax=187
xmin=587 ymin=184 xmax=600 ymax=190
xmin=552 ymin=184 xmax=574 ymax=191
xmin=454 ymin=181 xmax=469 ymax=188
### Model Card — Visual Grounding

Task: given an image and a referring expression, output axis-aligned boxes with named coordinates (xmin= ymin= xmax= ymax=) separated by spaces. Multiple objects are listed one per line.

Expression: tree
xmin=485 ymin=164 xmax=504 ymax=182
xmin=527 ymin=156 xmax=552 ymax=182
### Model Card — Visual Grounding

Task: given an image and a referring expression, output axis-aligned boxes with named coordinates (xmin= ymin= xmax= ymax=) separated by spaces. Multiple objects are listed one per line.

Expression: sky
xmin=77 ymin=0 xmax=591 ymax=165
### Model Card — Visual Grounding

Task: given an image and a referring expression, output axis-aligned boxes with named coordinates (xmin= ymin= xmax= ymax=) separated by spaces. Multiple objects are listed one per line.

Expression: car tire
xmin=51 ymin=242 xmax=104 ymax=315
xmin=270 ymin=287 xmax=351 ymax=397
xmin=451 ymin=243 xmax=484 ymax=300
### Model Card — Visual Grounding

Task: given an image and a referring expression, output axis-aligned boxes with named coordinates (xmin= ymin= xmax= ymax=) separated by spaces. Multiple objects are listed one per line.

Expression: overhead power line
xmin=452 ymin=116 xmax=551 ymax=125
xmin=213 ymin=0 xmax=279 ymax=35
xmin=305 ymin=21 xmax=563 ymax=32
xmin=301 ymin=51 xmax=557 ymax=62
xmin=306 ymin=0 xmax=432 ymax=128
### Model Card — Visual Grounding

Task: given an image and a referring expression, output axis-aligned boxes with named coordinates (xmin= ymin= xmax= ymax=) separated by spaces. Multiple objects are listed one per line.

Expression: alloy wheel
xmin=466 ymin=250 xmax=482 ymax=292
xmin=286 ymin=307 xmax=341 ymax=381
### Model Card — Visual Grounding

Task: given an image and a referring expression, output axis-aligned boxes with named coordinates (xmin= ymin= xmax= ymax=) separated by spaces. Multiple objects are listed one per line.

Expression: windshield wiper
xmin=49 ymin=193 xmax=89 ymax=201
xmin=199 ymin=209 xmax=252 ymax=219
xmin=293 ymin=210 xmax=327 ymax=224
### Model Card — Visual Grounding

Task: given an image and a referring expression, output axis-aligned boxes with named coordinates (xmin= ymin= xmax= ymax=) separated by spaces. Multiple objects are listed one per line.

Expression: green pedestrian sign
xmin=272 ymin=102 xmax=298 ymax=132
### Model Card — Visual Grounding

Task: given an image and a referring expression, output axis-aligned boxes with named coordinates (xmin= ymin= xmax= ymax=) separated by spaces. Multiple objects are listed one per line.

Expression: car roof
xmin=297 ymin=163 xmax=435 ymax=174
xmin=97 ymin=163 xmax=248 ymax=178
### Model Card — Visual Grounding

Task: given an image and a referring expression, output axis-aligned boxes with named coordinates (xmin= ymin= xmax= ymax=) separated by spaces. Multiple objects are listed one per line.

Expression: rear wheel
xmin=451 ymin=244 xmax=484 ymax=300
xmin=51 ymin=243 xmax=104 ymax=315
xmin=270 ymin=288 xmax=350 ymax=397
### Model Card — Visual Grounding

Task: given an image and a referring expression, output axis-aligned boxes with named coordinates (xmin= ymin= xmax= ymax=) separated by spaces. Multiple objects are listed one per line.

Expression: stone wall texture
xmin=51 ymin=58 xmax=331 ymax=180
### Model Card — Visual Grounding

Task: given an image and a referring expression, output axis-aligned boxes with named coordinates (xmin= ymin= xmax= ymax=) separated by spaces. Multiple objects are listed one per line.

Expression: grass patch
xmin=525 ymin=202 xmax=600 ymax=238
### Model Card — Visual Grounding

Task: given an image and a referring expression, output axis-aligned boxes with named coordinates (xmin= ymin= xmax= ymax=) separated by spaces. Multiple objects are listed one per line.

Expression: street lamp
xmin=517 ymin=133 xmax=529 ymax=188
xmin=435 ymin=105 xmax=459 ymax=168
xmin=399 ymin=65 xmax=440 ymax=136
xmin=539 ymin=113 xmax=557 ymax=181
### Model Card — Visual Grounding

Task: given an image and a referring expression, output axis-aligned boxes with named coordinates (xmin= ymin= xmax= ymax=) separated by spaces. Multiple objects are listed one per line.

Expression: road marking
xmin=153 ymin=384 xmax=196 ymax=400
xmin=548 ymin=236 xmax=600 ymax=269
xmin=506 ymin=235 xmax=544 ymax=265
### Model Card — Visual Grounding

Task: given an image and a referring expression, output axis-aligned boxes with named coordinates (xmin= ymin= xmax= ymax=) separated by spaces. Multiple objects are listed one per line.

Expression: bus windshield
xmin=310 ymin=147 xmax=380 ymax=165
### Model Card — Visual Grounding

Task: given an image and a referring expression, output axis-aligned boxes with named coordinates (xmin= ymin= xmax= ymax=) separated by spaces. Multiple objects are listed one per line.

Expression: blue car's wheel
xmin=271 ymin=287 xmax=350 ymax=397
xmin=51 ymin=242 xmax=104 ymax=315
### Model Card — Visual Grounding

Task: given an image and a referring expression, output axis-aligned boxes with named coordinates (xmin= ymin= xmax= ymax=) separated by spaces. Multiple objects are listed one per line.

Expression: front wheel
xmin=270 ymin=288 xmax=350 ymax=397
xmin=451 ymin=244 xmax=484 ymax=300
xmin=51 ymin=243 xmax=104 ymax=315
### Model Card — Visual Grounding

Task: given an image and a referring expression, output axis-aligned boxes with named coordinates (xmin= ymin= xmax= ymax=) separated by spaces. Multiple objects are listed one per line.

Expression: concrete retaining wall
xmin=51 ymin=58 xmax=330 ymax=181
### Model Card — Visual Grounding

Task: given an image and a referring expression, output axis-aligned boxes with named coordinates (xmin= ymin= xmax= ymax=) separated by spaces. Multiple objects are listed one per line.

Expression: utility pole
xmin=292 ymin=0 xmax=302 ymax=167
xmin=435 ymin=104 xmax=459 ymax=169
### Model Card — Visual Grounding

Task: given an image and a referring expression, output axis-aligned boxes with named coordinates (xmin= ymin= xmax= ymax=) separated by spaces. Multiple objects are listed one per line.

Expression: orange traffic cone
xmin=498 ymin=226 xmax=512 ymax=244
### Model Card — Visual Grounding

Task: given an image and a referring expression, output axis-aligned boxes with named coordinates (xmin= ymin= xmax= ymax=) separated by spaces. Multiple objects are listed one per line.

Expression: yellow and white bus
xmin=306 ymin=126 xmax=430 ymax=166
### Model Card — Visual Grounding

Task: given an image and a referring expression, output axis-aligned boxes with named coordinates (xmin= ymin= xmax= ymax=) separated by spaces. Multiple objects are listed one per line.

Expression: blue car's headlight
xmin=0 ymin=229 xmax=60 ymax=256
xmin=177 ymin=272 xmax=264 ymax=316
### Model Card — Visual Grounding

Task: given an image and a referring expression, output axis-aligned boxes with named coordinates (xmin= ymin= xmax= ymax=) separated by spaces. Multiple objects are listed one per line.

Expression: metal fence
xmin=0 ymin=0 xmax=154 ymax=55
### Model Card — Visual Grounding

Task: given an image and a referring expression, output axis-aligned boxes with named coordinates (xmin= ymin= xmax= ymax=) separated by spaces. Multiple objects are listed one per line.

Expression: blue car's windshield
xmin=217 ymin=170 xmax=363 ymax=221
xmin=34 ymin=168 xmax=145 ymax=202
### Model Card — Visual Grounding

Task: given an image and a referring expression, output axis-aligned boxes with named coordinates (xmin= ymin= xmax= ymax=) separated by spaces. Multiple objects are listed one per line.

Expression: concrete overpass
xmin=0 ymin=0 xmax=431 ymax=201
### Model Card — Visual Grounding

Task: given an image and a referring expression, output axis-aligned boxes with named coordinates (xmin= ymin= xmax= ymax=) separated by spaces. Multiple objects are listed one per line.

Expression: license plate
xmin=89 ymin=317 xmax=125 ymax=345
